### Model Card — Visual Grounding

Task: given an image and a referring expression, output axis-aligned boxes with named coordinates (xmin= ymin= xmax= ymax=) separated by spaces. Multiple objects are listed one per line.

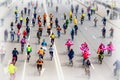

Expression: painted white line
xmin=21 ymin=25 xmax=31 ymax=80
xmin=53 ymin=44 xmax=65 ymax=80
xmin=92 ymin=35 xmax=96 ymax=39
xmin=22 ymin=60 xmax=27 ymax=80
xmin=4 ymin=60 xmax=11 ymax=74
xmin=40 ymin=68 xmax=46 ymax=76
xmin=43 ymin=0 xmax=65 ymax=80
xmin=91 ymin=63 xmax=95 ymax=70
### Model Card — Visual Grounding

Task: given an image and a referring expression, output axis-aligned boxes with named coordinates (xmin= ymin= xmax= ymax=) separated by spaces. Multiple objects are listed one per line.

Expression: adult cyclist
xmin=26 ymin=45 xmax=32 ymax=62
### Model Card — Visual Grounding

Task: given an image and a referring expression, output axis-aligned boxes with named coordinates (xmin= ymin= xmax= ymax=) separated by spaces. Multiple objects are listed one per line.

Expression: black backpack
xmin=86 ymin=59 xmax=91 ymax=66
xmin=37 ymin=31 xmax=41 ymax=38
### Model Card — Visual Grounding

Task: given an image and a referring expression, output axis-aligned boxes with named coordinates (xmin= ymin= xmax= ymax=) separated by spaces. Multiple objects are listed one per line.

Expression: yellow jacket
xmin=69 ymin=11 xmax=72 ymax=16
xmin=73 ymin=18 xmax=78 ymax=25
xmin=8 ymin=64 xmax=17 ymax=74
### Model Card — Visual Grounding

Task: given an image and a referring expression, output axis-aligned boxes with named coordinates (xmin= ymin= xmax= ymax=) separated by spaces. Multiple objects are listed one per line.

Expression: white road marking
xmin=92 ymin=35 xmax=96 ymax=39
xmin=22 ymin=23 xmax=31 ymax=80
xmin=40 ymin=68 xmax=46 ymax=76
xmin=43 ymin=0 xmax=65 ymax=80
xmin=22 ymin=60 xmax=27 ymax=80
xmin=91 ymin=63 xmax=95 ymax=70
xmin=4 ymin=60 xmax=11 ymax=74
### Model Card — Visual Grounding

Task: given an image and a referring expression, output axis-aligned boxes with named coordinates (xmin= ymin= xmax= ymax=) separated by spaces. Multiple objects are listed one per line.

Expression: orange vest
xmin=38 ymin=49 xmax=44 ymax=55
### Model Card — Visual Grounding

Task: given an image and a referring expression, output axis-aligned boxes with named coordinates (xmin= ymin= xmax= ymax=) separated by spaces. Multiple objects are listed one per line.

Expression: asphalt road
xmin=0 ymin=0 xmax=120 ymax=80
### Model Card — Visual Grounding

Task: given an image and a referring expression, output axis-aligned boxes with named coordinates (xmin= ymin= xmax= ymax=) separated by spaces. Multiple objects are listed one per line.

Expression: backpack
xmin=21 ymin=39 xmax=25 ymax=44
xmin=86 ymin=59 xmax=91 ymax=66
xmin=37 ymin=31 xmax=42 ymax=38
xmin=51 ymin=35 xmax=55 ymax=39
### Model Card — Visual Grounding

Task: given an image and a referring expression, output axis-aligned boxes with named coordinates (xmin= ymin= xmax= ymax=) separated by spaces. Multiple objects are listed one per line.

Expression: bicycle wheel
xmin=116 ymin=69 xmax=120 ymax=80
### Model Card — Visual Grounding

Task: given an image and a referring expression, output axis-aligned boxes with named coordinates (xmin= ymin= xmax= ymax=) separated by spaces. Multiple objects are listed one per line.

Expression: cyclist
xmin=12 ymin=48 xmax=19 ymax=65
xmin=68 ymin=49 xmax=74 ymax=66
xmin=8 ymin=62 xmax=17 ymax=80
xmin=20 ymin=36 xmax=26 ymax=53
xmin=19 ymin=16 xmax=23 ymax=25
xmin=56 ymin=25 xmax=61 ymax=38
xmin=69 ymin=11 xmax=73 ymax=23
xmin=38 ymin=20 xmax=42 ymax=27
xmin=50 ymin=33 xmax=55 ymax=45
xmin=32 ymin=18 xmax=35 ymax=27
xmin=80 ymin=14 xmax=84 ymax=25
xmin=65 ymin=39 xmax=73 ymax=53
xmin=41 ymin=39 xmax=47 ymax=51
xmin=47 ymin=25 xmax=51 ymax=36
xmin=97 ymin=49 xmax=104 ymax=64
xmin=74 ymin=25 xmax=78 ymax=35
xmin=26 ymin=45 xmax=32 ymax=62
xmin=64 ymin=13 xmax=66 ymax=20
xmin=87 ymin=12 xmax=91 ymax=21
xmin=113 ymin=60 xmax=120 ymax=76
xmin=84 ymin=58 xmax=91 ymax=76
xmin=26 ymin=17 xmax=29 ymax=27
xmin=73 ymin=16 xmax=78 ymax=25
xmin=49 ymin=45 xmax=54 ymax=60
xmin=102 ymin=17 xmax=107 ymax=26
xmin=109 ymin=27 xmax=114 ymax=37
xmin=63 ymin=23 xmax=67 ymax=34
xmin=37 ymin=28 xmax=42 ymax=44
xmin=43 ymin=13 xmax=47 ymax=26
xmin=55 ymin=18 xmax=58 ymax=27
xmin=26 ymin=26 xmax=30 ymax=38
xmin=10 ymin=28 xmax=15 ymax=42
xmin=36 ymin=58 xmax=43 ymax=75
xmin=50 ymin=19 xmax=53 ymax=28
xmin=107 ymin=42 xmax=114 ymax=56
xmin=82 ymin=50 xmax=89 ymax=65
xmin=22 ymin=30 xmax=27 ymax=38
xmin=65 ymin=19 xmax=69 ymax=28
xmin=102 ymin=26 xmax=106 ymax=38
xmin=38 ymin=47 xmax=45 ymax=59
xmin=49 ymin=13 xmax=53 ymax=21
xmin=70 ymin=28 xmax=75 ymax=41
xmin=16 ymin=29 xmax=21 ymax=42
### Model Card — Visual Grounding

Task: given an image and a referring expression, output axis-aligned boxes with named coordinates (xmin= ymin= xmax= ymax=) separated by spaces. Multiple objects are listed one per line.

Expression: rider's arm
xmin=113 ymin=61 xmax=116 ymax=66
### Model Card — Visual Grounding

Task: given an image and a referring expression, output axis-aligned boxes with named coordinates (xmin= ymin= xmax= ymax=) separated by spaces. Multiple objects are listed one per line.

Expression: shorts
xmin=37 ymin=64 xmax=42 ymax=70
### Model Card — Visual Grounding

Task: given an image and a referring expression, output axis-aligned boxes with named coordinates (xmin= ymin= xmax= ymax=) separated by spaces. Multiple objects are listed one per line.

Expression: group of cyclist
xmin=2 ymin=0 xmax=119 ymax=79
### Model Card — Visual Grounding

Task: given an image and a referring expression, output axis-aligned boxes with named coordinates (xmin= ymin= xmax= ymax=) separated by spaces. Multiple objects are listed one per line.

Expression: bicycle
xmin=27 ymin=54 xmax=30 ymax=62
xmin=85 ymin=66 xmax=90 ymax=78
xmin=114 ymin=68 xmax=120 ymax=80
xmin=98 ymin=54 xmax=104 ymax=64
xmin=21 ymin=44 xmax=24 ymax=53
xmin=84 ymin=59 xmax=91 ymax=78
xmin=49 ymin=51 xmax=53 ymax=61
xmin=51 ymin=39 xmax=54 ymax=45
